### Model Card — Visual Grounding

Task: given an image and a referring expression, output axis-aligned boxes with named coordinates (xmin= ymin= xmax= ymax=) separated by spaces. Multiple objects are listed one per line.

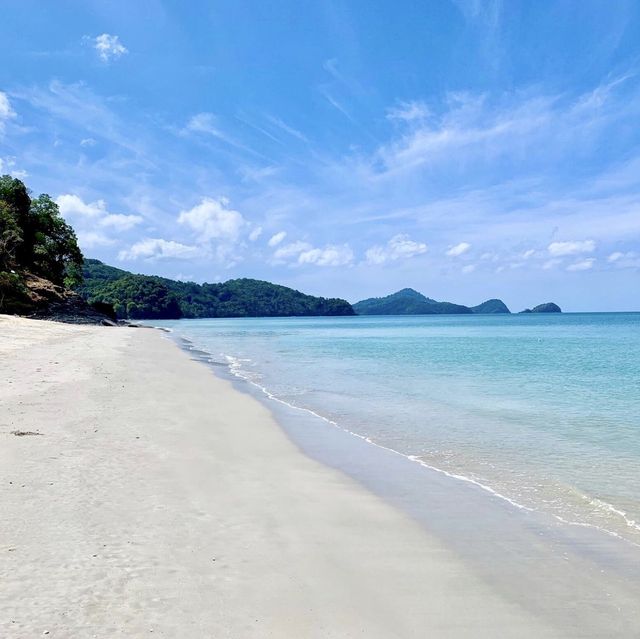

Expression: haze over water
xmin=156 ymin=312 xmax=640 ymax=546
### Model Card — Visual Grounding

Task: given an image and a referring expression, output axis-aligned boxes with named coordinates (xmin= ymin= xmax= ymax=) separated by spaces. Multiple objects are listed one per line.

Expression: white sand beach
xmin=0 ymin=316 xmax=561 ymax=638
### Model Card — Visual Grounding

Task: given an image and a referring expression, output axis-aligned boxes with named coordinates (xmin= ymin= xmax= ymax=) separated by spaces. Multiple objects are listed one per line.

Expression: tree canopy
xmin=0 ymin=176 xmax=83 ymax=287
xmin=78 ymin=259 xmax=355 ymax=319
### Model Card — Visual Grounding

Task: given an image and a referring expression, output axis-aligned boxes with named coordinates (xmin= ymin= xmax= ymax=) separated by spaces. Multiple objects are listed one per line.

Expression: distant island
xmin=519 ymin=302 xmax=562 ymax=314
xmin=78 ymin=260 xmax=354 ymax=319
xmin=353 ymin=288 xmax=560 ymax=316
xmin=353 ymin=288 xmax=508 ymax=315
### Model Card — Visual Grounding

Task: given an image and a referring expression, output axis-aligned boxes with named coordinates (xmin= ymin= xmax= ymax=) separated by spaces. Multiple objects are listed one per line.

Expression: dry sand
xmin=0 ymin=315 xmax=559 ymax=638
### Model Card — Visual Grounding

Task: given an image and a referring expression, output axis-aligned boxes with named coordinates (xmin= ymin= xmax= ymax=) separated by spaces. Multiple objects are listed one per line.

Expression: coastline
xmin=168 ymin=324 xmax=640 ymax=633
xmin=1 ymin=315 xmax=638 ymax=637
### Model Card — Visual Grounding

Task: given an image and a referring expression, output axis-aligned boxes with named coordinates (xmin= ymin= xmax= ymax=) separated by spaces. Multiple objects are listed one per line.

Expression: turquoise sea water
xmin=153 ymin=313 xmax=640 ymax=545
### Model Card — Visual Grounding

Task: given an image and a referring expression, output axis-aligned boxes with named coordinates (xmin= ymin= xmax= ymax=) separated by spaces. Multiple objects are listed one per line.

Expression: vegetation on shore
xmin=77 ymin=259 xmax=355 ymax=319
xmin=0 ymin=175 xmax=87 ymax=316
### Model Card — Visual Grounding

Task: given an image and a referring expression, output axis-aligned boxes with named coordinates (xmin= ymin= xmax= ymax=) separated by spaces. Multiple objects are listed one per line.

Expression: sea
xmin=151 ymin=312 xmax=640 ymax=547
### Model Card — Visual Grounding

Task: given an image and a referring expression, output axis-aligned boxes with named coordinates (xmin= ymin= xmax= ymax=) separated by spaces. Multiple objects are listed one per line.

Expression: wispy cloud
xmin=265 ymin=115 xmax=309 ymax=143
xmin=567 ymin=258 xmax=596 ymax=271
xmin=446 ymin=242 xmax=471 ymax=257
xmin=87 ymin=34 xmax=128 ymax=63
xmin=365 ymin=234 xmax=427 ymax=265
xmin=272 ymin=239 xmax=354 ymax=267
xmin=0 ymin=91 xmax=16 ymax=135
xmin=298 ymin=243 xmax=354 ymax=267
xmin=268 ymin=231 xmax=287 ymax=247
xmin=548 ymin=240 xmax=595 ymax=256
xmin=387 ymin=100 xmax=430 ymax=122
xmin=118 ymin=238 xmax=201 ymax=261
xmin=320 ymin=88 xmax=355 ymax=122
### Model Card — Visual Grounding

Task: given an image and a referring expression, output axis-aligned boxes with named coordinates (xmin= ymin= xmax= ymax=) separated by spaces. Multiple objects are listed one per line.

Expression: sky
xmin=1 ymin=0 xmax=640 ymax=311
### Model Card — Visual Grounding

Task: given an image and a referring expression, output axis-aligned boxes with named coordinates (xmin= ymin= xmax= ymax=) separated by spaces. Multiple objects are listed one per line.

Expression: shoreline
xmin=1 ymin=315 xmax=639 ymax=637
xmin=171 ymin=328 xmax=640 ymax=550
xmin=160 ymin=323 xmax=640 ymax=632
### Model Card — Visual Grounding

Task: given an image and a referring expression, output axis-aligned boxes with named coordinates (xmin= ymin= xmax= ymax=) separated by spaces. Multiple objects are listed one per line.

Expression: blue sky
xmin=1 ymin=0 xmax=640 ymax=310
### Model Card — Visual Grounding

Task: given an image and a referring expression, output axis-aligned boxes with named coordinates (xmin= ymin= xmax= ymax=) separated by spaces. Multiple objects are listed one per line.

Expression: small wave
xmin=171 ymin=339 xmax=640 ymax=550
xmin=222 ymin=354 xmax=537 ymax=513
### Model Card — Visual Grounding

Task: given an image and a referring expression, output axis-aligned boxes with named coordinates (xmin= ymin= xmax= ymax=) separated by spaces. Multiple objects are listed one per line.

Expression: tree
xmin=0 ymin=175 xmax=31 ymax=266
xmin=0 ymin=201 xmax=22 ymax=271
xmin=0 ymin=177 xmax=84 ymax=285
xmin=29 ymin=194 xmax=83 ymax=286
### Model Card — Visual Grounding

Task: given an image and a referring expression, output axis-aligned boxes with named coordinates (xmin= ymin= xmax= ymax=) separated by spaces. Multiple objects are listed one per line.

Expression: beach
xmin=4 ymin=315 xmax=640 ymax=638
xmin=0 ymin=315 xmax=566 ymax=638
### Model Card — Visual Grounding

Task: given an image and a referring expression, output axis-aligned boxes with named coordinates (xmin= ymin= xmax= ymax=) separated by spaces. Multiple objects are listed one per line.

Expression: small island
xmin=519 ymin=302 xmax=562 ymax=314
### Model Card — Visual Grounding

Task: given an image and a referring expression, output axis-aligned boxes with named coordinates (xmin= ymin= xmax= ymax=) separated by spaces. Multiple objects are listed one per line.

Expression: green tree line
xmin=0 ymin=175 xmax=83 ymax=311
xmin=78 ymin=259 xmax=355 ymax=319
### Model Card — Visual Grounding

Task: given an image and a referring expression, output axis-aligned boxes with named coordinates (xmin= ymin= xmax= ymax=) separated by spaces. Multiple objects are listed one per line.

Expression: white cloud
xmin=183 ymin=113 xmax=259 ymax=156
xmin=268 ymin=231 xmax=287 ymax=247
xmin=76 ymin=231 xmax=114 ymax=249
xmin=100 ymin=213 xmax=143 ymax=231
xmin=272 ymin=240 xmax=353 ymax=267
xmin=0 ymin=156 xmax=27 ymax=178
xmin=298 ymin=244 xmax=354 ymax=267
xmin=446 ymin=242 xmax=471 ymax=256
xmin=522 ymin=249 xmax=536 ymax=258
xmin=56 ymin=194 xmax=107 ymax=218
xmin=80 ymin=137 xmax=96 ymax=147
xmin=56 ymin=194 xmax=142 ymax=243
xmin=543 ymin=258 xmax=562 ymax=270
xmin=273 ymin=241 xmax=313 ymax=261
xmin=249 ymin=226 xmax=263 ymax=241
xmin=567 ymin=258 xmax=596 ymax=271
xmin=0 ymin=92 xmax=14 ymax=120
xmin=365 ymin=234 xmax=427 ymax=265
xmin=462 ymin=264 xmax=476 ymax=273
xmin=118 ymin=238 xmax=201 ymax=261
xmin=0 ymin=92 xmax=16 ymax=135
xmin=266 ymin=115 xmax=309 ymax=142
xmin=606 ymin=251 xmax=639 ymax=268
xmin=387 ymin=100 xmax=430 ymax=122
xmin=178 ymin=197 xmax=246 ymax=242
xmin=185 ymin=112 xmax=222 ymax=136
xmin=92 ymin=34 xmax=128 ymax=63
xmin=548 ymin=240 xmax=595 ymax=256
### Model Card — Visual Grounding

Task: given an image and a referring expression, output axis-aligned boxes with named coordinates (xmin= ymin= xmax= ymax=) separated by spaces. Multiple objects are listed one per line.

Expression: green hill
xmin=471 ymin=298 xmax=511 ymax=314
xmin=520 ymin=302 xmax=562 ymax=313
xmin=77 ymin=259 xmax=355 ymax=320
xmin=353 ymin=288 xmax=474 ymax=315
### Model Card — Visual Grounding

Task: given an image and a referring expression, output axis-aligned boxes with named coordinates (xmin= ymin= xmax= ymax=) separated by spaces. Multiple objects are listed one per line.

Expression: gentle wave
xmin=164 ymin=330 xmax=640 ymax=550
xmin=221 ymin=352 xmax=640 ymax=548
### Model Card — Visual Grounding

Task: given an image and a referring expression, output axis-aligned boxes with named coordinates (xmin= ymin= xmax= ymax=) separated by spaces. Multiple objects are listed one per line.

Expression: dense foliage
xmin=78 ymin=259 xmax=355 ymax=319
xmin=0 ymin=176 xmax=83 ymax=311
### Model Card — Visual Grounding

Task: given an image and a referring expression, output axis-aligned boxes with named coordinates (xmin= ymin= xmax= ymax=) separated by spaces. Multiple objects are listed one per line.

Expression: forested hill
xmin=77 ymin=259 xmax=355 ymax=319
xmin=353 ymin=288 xmax=510 ymax=315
